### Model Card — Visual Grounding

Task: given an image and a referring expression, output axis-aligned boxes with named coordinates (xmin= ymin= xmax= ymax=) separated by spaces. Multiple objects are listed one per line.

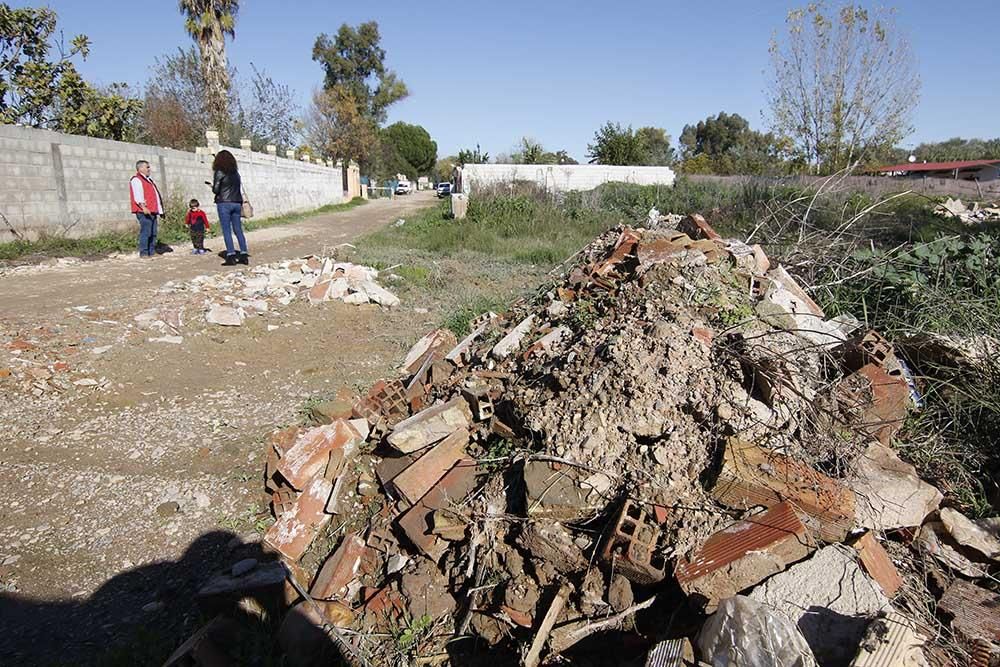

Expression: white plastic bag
xmin=697 ymin=596 xmax=817 ymax=667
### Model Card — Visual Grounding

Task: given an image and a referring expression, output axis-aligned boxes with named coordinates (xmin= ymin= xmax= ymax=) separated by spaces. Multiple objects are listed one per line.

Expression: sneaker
xmin=191 ymin=249 xmax=199 ymax=255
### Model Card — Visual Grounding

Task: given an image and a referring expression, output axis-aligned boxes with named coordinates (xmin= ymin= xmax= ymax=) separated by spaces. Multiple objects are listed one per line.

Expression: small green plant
xmin=571 ymin=298 xmax=598 ymax=330
xmin=395 ymin=614 xmax=433 ymax=652
xmin=481 ymin=438 xmax=515 ymax=471
xmin=218 ymin=502 xmax=272 ymax=534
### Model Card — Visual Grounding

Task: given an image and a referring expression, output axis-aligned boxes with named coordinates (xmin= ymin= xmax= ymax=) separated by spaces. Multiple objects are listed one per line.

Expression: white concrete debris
xmin=206 ymin=305 xmax=244 ymax=327
xmin=155 ymin=255 xmax=400 ymax=327
xmin=850 ymin=442 xmax=942 ymax=531
xmin=750 ymin=546 xmax=889 ymax=667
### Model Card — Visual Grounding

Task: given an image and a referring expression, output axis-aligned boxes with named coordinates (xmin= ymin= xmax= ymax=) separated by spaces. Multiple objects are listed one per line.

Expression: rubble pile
xmin=156 ymin=256 xmax=399 ymax=329
xmin=934 ymin=197 xmax=1000 ymax=224
xmin=170 ymin=215 xmax=999 ymax=667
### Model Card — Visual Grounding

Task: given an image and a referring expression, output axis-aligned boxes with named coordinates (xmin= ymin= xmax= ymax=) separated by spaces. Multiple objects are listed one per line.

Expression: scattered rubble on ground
xmin=167 ymin=214 xmax=999 ymax=666
xmin=933 ymin=197 xmax=1000 ymax=224
xmin=157 ymin=256 xmax=400 ymax=328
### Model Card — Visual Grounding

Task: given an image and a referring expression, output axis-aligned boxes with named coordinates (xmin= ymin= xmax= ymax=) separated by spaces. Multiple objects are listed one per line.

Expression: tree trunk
xmin=199 ymin=23 xmax=231 ymax=132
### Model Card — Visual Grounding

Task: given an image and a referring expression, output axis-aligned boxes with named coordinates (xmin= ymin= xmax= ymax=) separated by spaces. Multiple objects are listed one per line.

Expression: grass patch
xmin=441 ymin=293 xmax=512 ymax=337
xmin=362 ymin=196 xmax=617 ymax=265
xmin=0 ymin=198 xmax=367 ymax=263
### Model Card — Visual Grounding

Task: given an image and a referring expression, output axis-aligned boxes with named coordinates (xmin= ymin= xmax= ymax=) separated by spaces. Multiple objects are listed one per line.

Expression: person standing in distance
xmin=210 ymin=149 xmax=248 ymax=266
xmin=129 ymin=160 xmax=164 ymax=258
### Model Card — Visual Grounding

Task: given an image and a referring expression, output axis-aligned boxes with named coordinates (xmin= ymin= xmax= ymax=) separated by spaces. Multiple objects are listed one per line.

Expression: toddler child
xmin=184 ymin=199 xmax=210 ymax=254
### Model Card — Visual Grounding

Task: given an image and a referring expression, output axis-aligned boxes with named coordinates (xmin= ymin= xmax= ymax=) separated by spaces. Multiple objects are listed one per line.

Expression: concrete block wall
xmin=458 ymin=163 xmax=677 ymax=194
xmin=0 ymin=125 xmax=344 ymax=242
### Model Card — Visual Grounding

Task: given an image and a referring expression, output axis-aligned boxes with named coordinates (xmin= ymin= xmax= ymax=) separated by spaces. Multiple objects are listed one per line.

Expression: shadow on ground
xmin=0 ymin=529 xmax=281 ymax=665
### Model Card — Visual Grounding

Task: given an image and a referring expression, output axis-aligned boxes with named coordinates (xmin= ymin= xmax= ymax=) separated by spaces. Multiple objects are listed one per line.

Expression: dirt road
xmin=0 ymin=192 xmax=438 ymax=663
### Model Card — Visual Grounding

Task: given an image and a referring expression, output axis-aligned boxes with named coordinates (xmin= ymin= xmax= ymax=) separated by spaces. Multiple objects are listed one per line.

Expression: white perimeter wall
xmin=0 ymin=124 xmax=345 ymax=242
xmin=459 ymin=163 xmax=676 ymax=194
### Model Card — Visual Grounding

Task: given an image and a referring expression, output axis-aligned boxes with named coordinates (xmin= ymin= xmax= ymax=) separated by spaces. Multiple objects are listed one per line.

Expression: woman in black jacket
xmin=211 ymin=149 xmax=248 ymax=266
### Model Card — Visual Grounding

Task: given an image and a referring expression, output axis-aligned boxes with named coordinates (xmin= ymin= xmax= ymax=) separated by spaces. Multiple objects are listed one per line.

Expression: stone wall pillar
xmin=206 ymin=129 xmax=220 ymax=151
xmin=266 ymin=145 xmax=277 ymax=156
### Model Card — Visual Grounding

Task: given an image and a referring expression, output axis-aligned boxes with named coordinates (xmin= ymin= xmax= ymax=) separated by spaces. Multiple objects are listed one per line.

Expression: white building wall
xmin=458 ymin=163 xmax=676 ymax=194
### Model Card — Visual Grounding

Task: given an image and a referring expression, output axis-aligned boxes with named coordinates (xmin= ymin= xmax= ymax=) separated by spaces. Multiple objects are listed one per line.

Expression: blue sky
xmin=14 ymin=1 xmax=1000 ymax=160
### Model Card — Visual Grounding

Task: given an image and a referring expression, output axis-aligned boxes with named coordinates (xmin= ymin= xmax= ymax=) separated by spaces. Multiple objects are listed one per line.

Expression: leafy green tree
xmin=457 ymin=143 xmax=489 ymax=165
xmin=312 ymin=22 xmax=408 ymax=125
xmin=512 ymin=137 xmax=546 ymax=164
xmin=178 ymin=0 xmax=239 ymax=131
xmin=380 ymin=122 xmax=437 ymax=178
xmin=553 ymin=149 xmax=578 ymax=165
xmin=678 ymin=112 xmax=788 ymax=175
xmin=0 ymin=4 xmax=141 ymax=139
xmin=435 ymin=156 xmax=458 ymax=182
xmin=306 ymin=86 xmax=378 ymax=167
xmin=767 ymin=3 xmax=919 ymax=172
xmin=635 ymin=127 xmax=674 ymax=166
xmin=587 ymin=122 xmax=648 ymax=165
xmin=908 ymin=138 xmax=1000 ymax=163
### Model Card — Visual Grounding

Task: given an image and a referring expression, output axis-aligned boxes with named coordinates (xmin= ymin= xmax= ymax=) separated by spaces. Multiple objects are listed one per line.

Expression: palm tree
xmin=178 ymin=0 xmax=239 ymax=131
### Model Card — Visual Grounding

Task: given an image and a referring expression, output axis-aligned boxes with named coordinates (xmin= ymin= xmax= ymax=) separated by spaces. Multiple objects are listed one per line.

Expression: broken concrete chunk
xmin=749 ymin=546 xmax=889 ymax=667
xmin=916 ymin=521 xmax=989 ymax=578
xmin=756 ymin=281 xmax=845 ymax=346
xmin=491 ymin=314 xmax=536 ymax=359
xmin=851 ymin=532 xmax=903 ymax=598
xmin=386 ymin=398 xmax=471 ymax=454
xmin=676 ymin=501 xmax=814 ymax=609
xmin=206 ymin=304 xmax=244 ymax=326
xmin=389 ymin=428 xmax=468 ymax=504
xmin=523 ymin=460 xmax=604 ymax=521
xmin=939 ymin=507 xmax=1000 ymax=561
xmin=195 ymin=560 xmax=287 ymax=615
xmin=517 ymin=521 xmax=589 ymax=575
xmin=850 ymin=442 xmax=941 ymax=531
xmin=850 ymin=612 xmax=929 ymax=667
xmin=697 ymin=595 xmax=817 ymax=667
xmin=276 ymin=421 xmax=363 ymax=491
xmin=526 ymin=326 xmax=570 ymax=357
xmin=357 ymin=280 xmax=400 ymax=307
xmin=401 ymin=329 xmax=457 ymax=375
xmin=710 ymin=438 xmax=855 ymax=543
xmin=264 ymin=476 xmax=334 ymax=561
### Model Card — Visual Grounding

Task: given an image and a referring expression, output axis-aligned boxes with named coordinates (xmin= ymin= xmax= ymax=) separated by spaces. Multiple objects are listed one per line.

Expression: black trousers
xmin=189 ymin=225 xmax=205 ymax=250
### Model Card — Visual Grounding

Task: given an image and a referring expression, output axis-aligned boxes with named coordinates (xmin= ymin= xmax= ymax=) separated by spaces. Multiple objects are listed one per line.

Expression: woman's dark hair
xmin=212 ymin=149 xmax=238 ymax=174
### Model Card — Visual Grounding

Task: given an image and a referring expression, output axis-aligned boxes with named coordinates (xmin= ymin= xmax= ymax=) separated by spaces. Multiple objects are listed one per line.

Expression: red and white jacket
xmin=129 ymin=173 xmax=163 ymax=214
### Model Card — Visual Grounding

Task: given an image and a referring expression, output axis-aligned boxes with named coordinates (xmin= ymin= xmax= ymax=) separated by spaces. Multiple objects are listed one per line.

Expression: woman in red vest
xmin=211 ymin=150 xmax=248 ymax=266
xmin=128 ymin=160 xmax=164 ymax=257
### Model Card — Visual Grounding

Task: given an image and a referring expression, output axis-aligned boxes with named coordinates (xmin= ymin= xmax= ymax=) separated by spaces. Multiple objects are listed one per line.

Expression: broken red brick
xmin=310 ymin=533 xmax=367 ymax=600
xmin=679 ymin=213 xmax=722 ymax=241
xmin=852 ymin=363 xmax=909 ymax=446
xmin=710 ymin=438 xmax=855 ymax=543
xmin=675 ymin=502 xmax=814 ymax=608
xmin=396 ymin=459 xmax=479 ymax=560
xmin=591 ymin=228 xmax=641 ymax=277
xmin=275 ymin=420 xmax=362 ymax=491
xmin=600 ymin=500 xmax=670 ymax=585
xmin=501 ymin=604 xmax=533 ymax=628
xmin=386 ymin=398 xmax=472 ymax=454
xmin=851 ymin=531 xmax=903 ymax=598
xmin=390 ymin=429 xmax=468 ymax=504
xmin=270 ymin=485 xmax=298 ymax=516
xmin=264 ymin=476 xmax=334 ymax=561
xmin=938 ymin=579 xmax=1000 ymax=644
xmin=840 ymin=330 xmax=895 ymax=372
xmin=362 ymin=585 xmax=406 ymax=620
xmin=751 ymin=244 xmax=770 ymax=274
xmin=691 ymin=326 xmax=714 ymax=347
xmin=635 ymin=234 xmax=692 ymax=269
xmin=7 ymin=339 xmax=35 ymax=351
